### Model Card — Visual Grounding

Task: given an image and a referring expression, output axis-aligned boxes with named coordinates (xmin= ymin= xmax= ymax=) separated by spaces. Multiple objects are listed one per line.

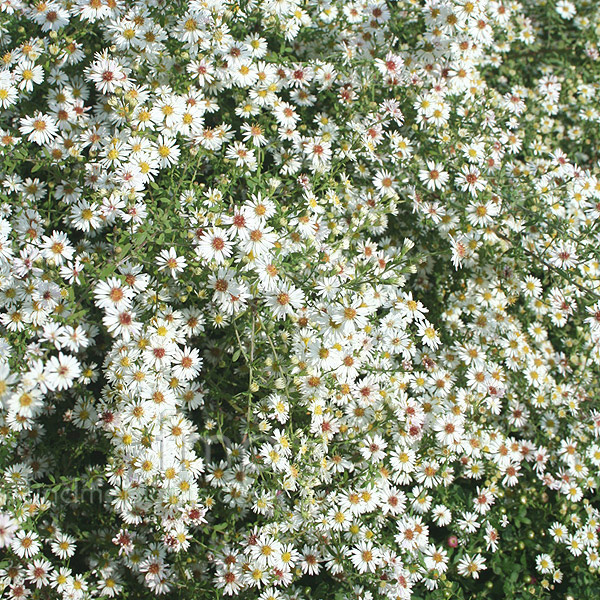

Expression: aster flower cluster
xmin=0 ymin=0 xmax=600 ymax=599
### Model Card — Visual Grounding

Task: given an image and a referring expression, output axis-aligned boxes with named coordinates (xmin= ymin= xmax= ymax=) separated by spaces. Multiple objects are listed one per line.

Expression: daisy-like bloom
xmin=7 ymin=581 xmax=30 ymax=599
xmin=274 ymin=543 xmax=299 ymax=572
xmin=86 ymin=51 xmax=129 ymax=94
xmin=225 ymin=142 xmax=257 ymax=170
xmin=97 ymin=571 xmax=123 ymax=598
xmin=288 ymin=63 xmax=313 ymax=88
xmin=266 ymin=283 xmax=305 ymax=320
xmin=520 ymin=275 xmax=542 ymax=298
xmin=417 ymin=320 xmax=441 ymax=350
xmin=567 ymin=533 xmax=584 ymax=556
xmin=239 ymin=223 xmax=276 ymax=258
xmin=424 ymin=544 xmax=449 ymax=574
xmin=220 ymin=284 xmax=251 ymax=315
xmin=69 ymin=201 xmax=102 ymax=232
xmin=418 ymin=160 xmax=449 ymax=191
xmin=44 ymin=352 xmax=82 ymax=391
xmin=472 ymin=486 xmax=495 ymax=515
xmin=549 ymin=242 xmax=578 ymax=269
xmin=457 ymin=553 xmax=487 ymax=579
xmin=375 ymin=50 xmax=404 ymax=78
xmin=0 ymin=513 xmax=18 ymax=548
xmin=175 ymin=10 xmax=209 ymax=45
xmin=26 ymin=557 xmax=53 ymax=588
xmin=360 ymin=434 xmax=388 ymax=461
xmin=139 ymin=554 xmax=167 ymax=583
xmin=413 ymin=490 xmax=432 ymax=515
xmin=50 ymin=532 xmax=77 ymax=559
xmin=155 ymin=135 xmax=180 ymax=168
xmin=171 ymin=346 xmax=203 ymax=381
xmin=466 ymin=199 xmax=499 ymax=227
xmin=180 ymin=309 xmax=205 ymax=337
xmin=143 ymin=336 xmax=176 ymax=370
xmin=157 ymin=247 xmax=187 ymax=278
xmin=249 ymin=534 xmax=282 ymax=568
xmin=208 ymin=268 xmax=237 ymax=301
xmin=333 ymin=299 xmax=371 ymax=335
xmin=41 ymin=230 xmax=75 ymax=265
xmin=75 ymin=0 xmax=112 ymax=21
xmin=458 ymin=511 xmax=481 ymax=534
xmin=434 ymin=414 xmax=464 ymax=446
xmin=8 ymin=387 xmax=44 ymax=418
xmin=585 ymin=301 xmax=600 ymax=333
xmin=15 ymin=60 xmax=44 ymax=91
xmin=19 ymin=112 xmax=58 ymax=145
xmin=241 ymin=122 xmax=268 ymax=147
xmin=267 ymin=393 xmax=289 ymax=424
xmin=232 ymin=61 xmax=258 ymax=87
xmin=300 ymin=546 xmax=321 ymax=576
xmin=178 ymin=104 xmax=204 ymax=137
xmin=102 ymin=308 xmax=142 ymax=341
xmin=536 ymin=553 xmax=554 ymax=574
xmin=0 ymin=72 xmax=18 ymax=108
xmin=11 ymin=529 xmax=41 ymax=558
xmin=253 ymin=257 xmax=281 ymax=292
xmin=1 ymin=309 xmax=26 ymax=333
xmin=70 ymin=574 xmax=89 ymax=596
xmin=244 ymin=193 xmax=276 ymax=223
xmin=216 ymin=568 xmax=244 ymax=596
xmin=432 ymin=504 xmax=452 ymax=526
xmin=94 ymin=277 xmax=133 ymax=311
xmin=49 ymin=566 xmax=73 ymax=593
xmin=186 ymin=58 xmax=215 ymax=86
xmin=273 ymin=101 xmax=300 ymax=129
xmin=303 ymin=136 xmax=332 ymax=172
xmin=380 ymin=485 xmax=406 ymax=516
xmin=462 ymin=140 xmax=485 ymax=163
xmin=350 ymin=540 xmax=381 ymax=573
xmin=32 ymin=2 xmax=71 ymax=31
xmin=556 ymin=0 xmax=576 ymax=18
xmin=455 ymin=165 xmax=487 ymax=196
xmin=196 ymin=228 xmax=234 ymax=264
xmin=373 ymin=169 xmax=398 ymax=197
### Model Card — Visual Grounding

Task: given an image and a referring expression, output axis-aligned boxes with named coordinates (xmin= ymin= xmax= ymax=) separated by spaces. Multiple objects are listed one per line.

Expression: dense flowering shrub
xmin=1 ymin=0 xmax=600 ymax=598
